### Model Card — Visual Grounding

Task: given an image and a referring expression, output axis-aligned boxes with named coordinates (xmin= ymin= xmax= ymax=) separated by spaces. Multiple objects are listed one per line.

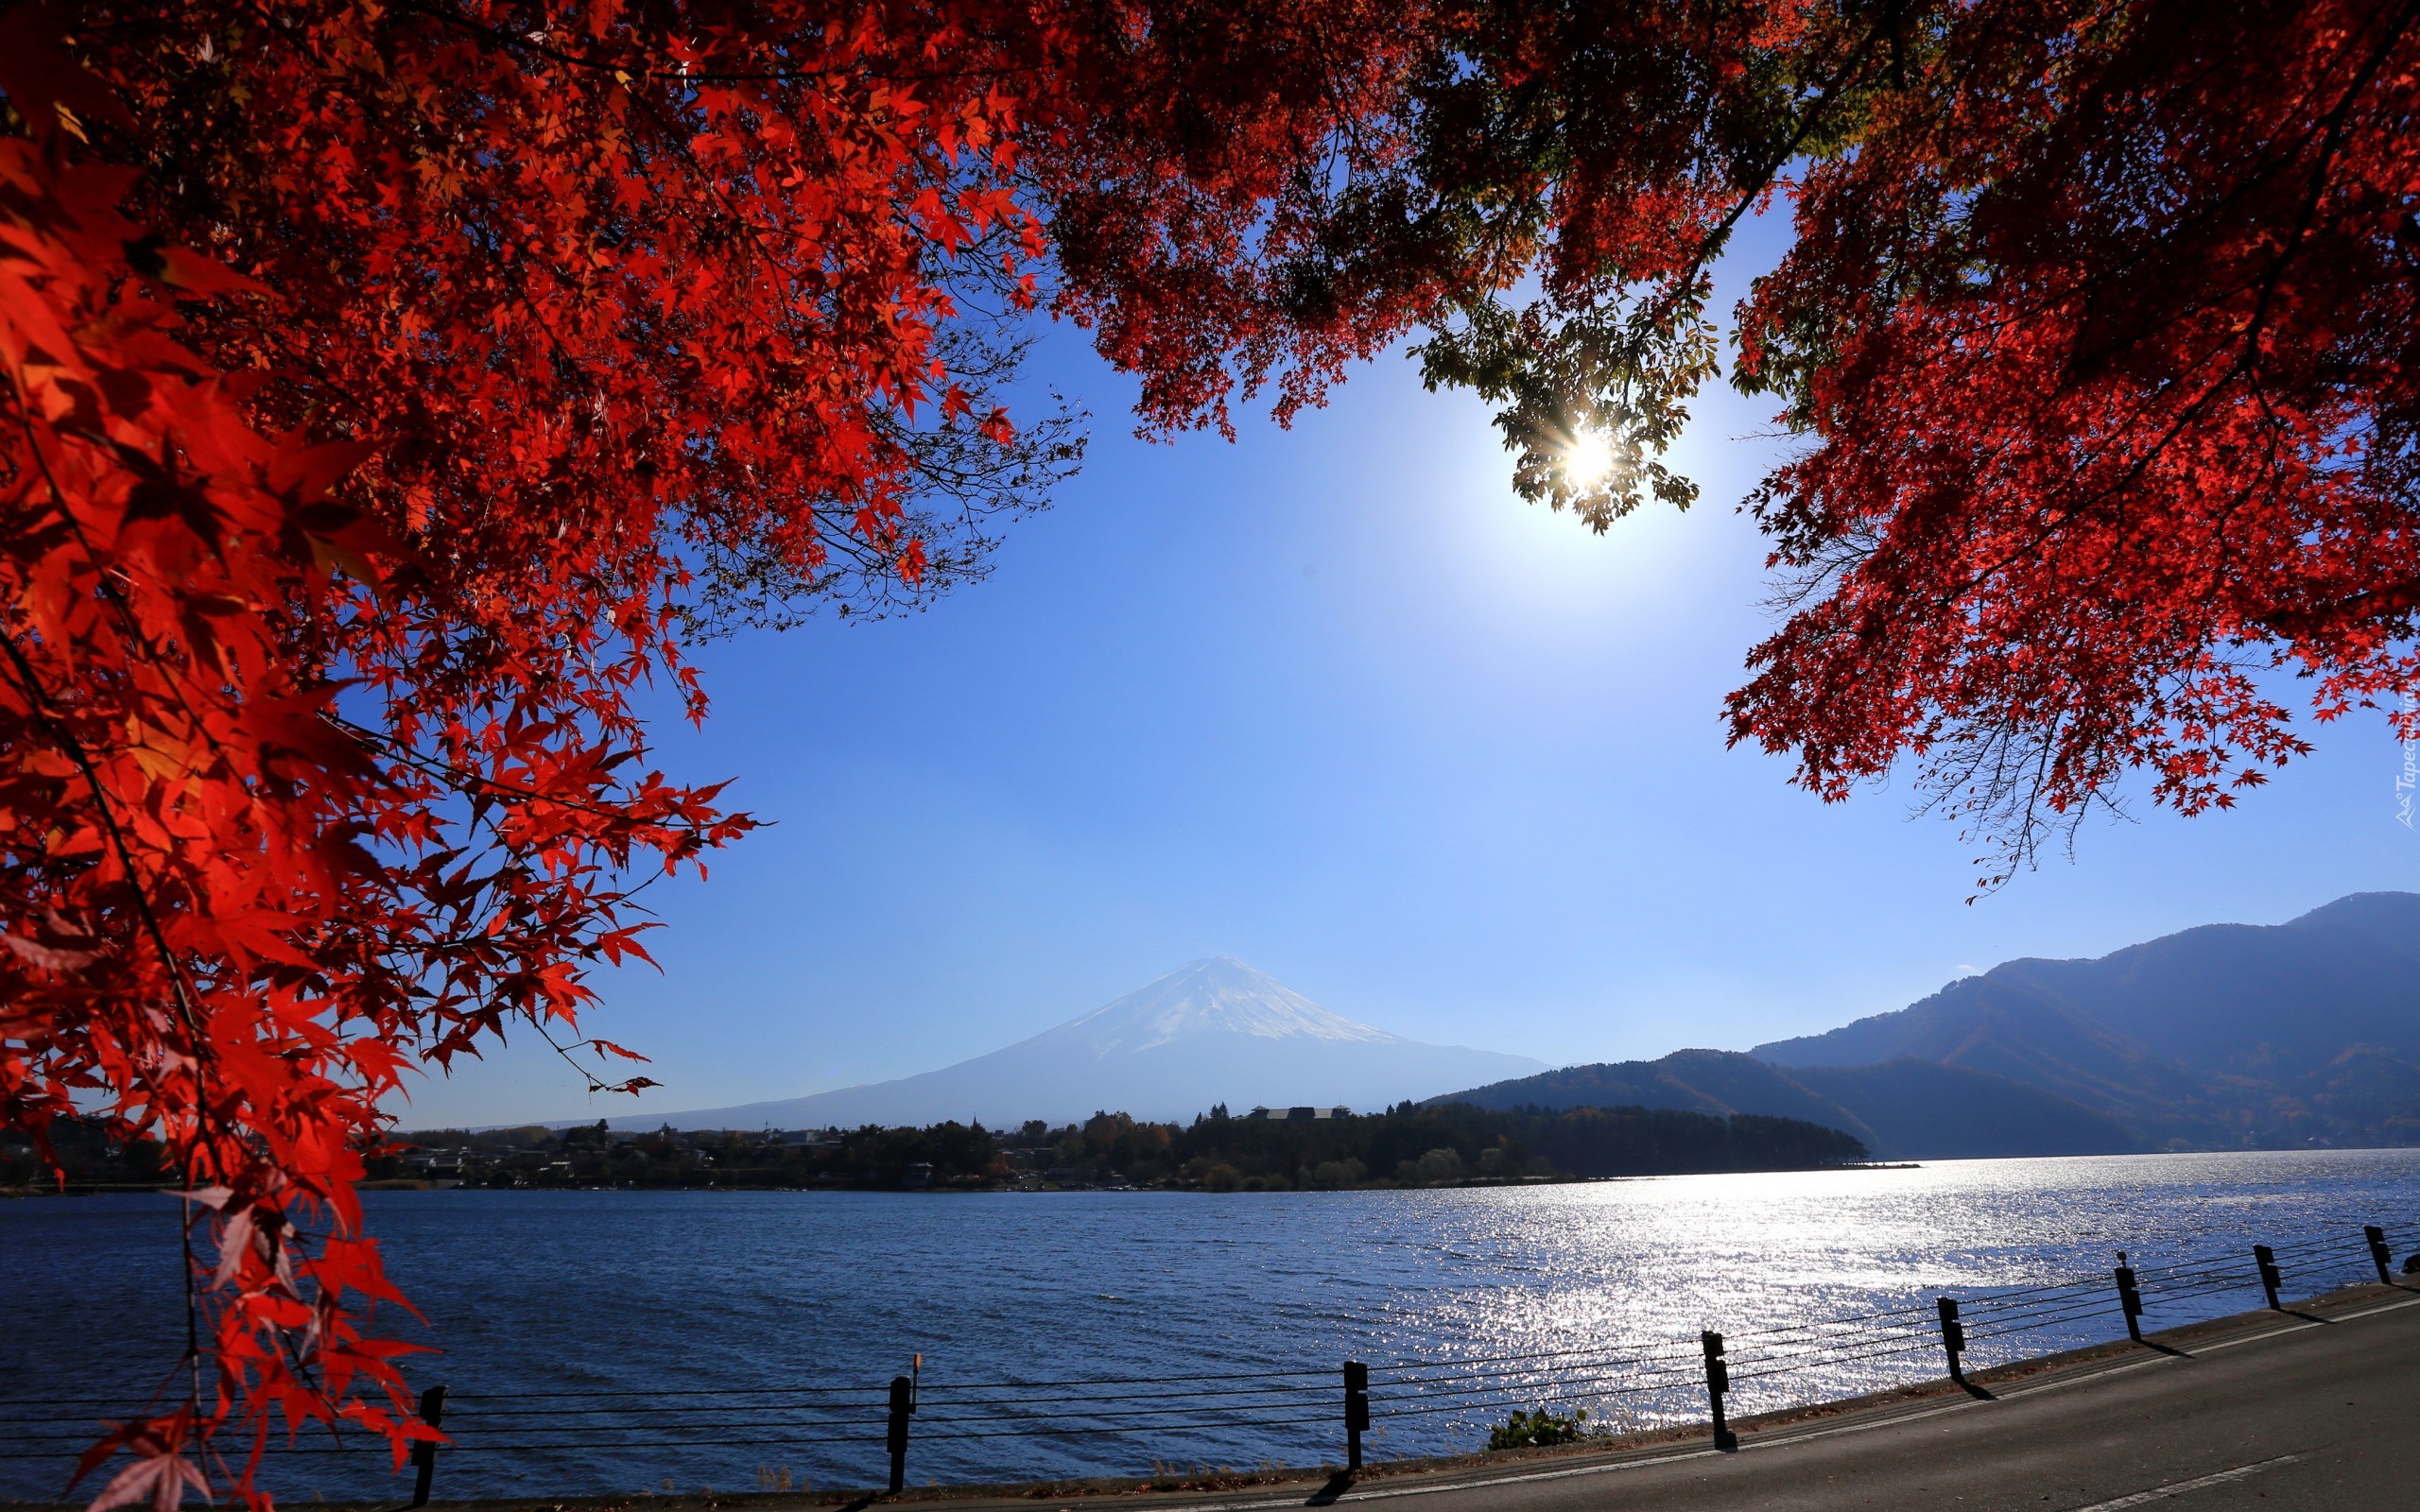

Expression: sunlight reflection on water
xmin=3 ymin=1149 xmax=2414 ymax=1499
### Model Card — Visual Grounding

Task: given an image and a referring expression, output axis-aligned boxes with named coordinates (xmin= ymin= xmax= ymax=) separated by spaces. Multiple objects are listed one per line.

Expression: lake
xmin=3 ymin=1149 xmax=2415 ymax=1503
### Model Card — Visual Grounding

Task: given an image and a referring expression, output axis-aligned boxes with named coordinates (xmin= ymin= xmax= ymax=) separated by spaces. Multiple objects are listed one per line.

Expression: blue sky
xmin=405 ymin=216 xmax=2420 ymax=1129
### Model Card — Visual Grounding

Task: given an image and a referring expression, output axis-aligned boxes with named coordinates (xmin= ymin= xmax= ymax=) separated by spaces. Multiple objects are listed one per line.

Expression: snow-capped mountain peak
xmin=589 ymin=955 xmax=1545 ymax=1128
xmin=1042 ymin=956 xmax=1399 ymax=1057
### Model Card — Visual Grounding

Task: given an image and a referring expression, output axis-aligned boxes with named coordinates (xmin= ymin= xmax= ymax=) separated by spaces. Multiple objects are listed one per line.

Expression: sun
xmin=1562 ymin=431 xmax=1616 ymax=489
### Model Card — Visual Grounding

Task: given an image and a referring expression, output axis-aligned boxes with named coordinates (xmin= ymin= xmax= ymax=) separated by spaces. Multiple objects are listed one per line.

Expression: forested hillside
xmin=4 ymin=1104 xmax=1868 ymax=1195
xmin=1434 ymin=1050 xmax=2135 ymax=1160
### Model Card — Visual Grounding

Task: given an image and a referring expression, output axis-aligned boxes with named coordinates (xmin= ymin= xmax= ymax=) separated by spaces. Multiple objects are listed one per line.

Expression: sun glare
xmin=1562 ymin=432 xmax=1616 ymax=489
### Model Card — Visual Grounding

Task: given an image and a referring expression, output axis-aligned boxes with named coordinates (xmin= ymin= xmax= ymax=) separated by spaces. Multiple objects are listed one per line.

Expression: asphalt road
xmin=1288 ymin=1288 xmax=2420 ymax=1512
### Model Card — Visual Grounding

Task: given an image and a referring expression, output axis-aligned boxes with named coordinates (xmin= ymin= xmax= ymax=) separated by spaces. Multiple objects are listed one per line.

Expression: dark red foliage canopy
xmin=1406 ymin=0 xmax=2420 ymax=880
xmin=3 ymin=0 xmax=2413 ymax=1504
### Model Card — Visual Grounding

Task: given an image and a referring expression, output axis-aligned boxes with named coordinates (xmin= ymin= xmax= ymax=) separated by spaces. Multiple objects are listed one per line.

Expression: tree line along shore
xmin=7 ymin=1103 xmax=1870 ymax=1194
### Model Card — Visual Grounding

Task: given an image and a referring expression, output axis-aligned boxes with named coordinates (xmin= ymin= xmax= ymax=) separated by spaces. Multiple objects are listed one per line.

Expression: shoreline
xmin=4 ymin=1161 xmax=1930 ymax=1199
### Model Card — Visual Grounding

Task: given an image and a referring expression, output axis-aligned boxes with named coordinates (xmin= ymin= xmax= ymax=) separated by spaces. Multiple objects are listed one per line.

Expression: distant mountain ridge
xmin=1754 ymin=892 xmax=2420 ymax=1149
xmin=1437 ymin=892 xmax=2420 ymax=1158
xmin=603 ymin=957 xmax=1546 ymax=1130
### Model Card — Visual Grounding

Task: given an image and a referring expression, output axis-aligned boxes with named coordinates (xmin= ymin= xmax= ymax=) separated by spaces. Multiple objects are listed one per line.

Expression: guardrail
xmin=2 ymin=1218 xmax=2410 ymax=1501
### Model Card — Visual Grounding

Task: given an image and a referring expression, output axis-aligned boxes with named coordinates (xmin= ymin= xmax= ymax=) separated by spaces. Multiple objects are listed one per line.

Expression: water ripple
xmin=1 ymin=1150 xmax=2414 ymax=1501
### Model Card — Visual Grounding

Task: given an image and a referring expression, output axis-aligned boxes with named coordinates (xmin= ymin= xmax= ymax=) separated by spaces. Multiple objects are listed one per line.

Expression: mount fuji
xmin=602 ymin=957 xmax=1547 ymax=1130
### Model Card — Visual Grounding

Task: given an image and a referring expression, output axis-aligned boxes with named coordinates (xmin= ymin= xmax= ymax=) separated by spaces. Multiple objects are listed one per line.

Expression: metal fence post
xmin=2114 ymin=1255 xmax=2144 ymax=1343
xmin=1935 ymin=1297 xmax=1965 ymax=1383
xmin=2364 ymin=1226 xmax=2394 ymax=1284
xmin=2254 ymin=1244 xmax=2283 ymax=1310
xmin=1701 ymin=1331 xmax=1735 ymax=1452
xmin=886 ymin=1375 xmax=914 ymax=1494
xmin=407 ymin=1383 xmax=446 ymax=1509
xmin=1343 ymin=1361 xmax=1369 ymax=1471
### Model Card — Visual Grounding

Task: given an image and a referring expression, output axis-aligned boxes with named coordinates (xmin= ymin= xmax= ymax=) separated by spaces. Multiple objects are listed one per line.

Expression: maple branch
xmin=354 ymin=0 xmax=997 ymax=469
xmin=2233 ymin=0 xmax=2417 ymax=359
xmin=1915 ymin=0 xmax=2416 ymax=415
xmin=1926 ymin=0 xmax=2418 ymax=613
xmin=1648 ymin=14 xmax=1888 ymax=318
xmin=0 ymin=621 xmax=217 ymax=1404
xmin=0 ymin=486 xmax=210 ymax=1058
xmin=322 ymin=712 xmax=728 ymax=839
xmin=529 ymin=1015 xmax=658 ymax=1098
xmin=387 ymin=0 xmax=1039 ymax=87
xmin=2259 ymin=576 xmax=2420 ymax=639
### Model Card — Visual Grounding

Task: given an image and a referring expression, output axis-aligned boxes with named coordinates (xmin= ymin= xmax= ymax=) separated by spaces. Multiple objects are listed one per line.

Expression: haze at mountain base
xmin=1437 ymin=892 xmax=2420 ymax=1158
xmin=1427 ymin=1050 xmax=2136 ymax=1160
xmin=1754 ymin=892 xmax=2420 ymax=1150
xmin=600 ymin=956 xmax=1545 ymax=1130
